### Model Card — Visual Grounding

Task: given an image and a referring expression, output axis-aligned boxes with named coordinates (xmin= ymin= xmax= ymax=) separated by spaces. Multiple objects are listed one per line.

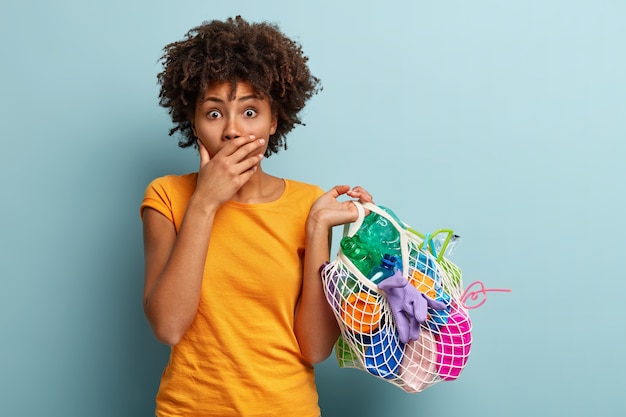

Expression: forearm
xmin=144 ymin=199 xmax=217 ymax=345
xmin=294 ymin=185 xmax=374 ymax=362
xmin=295 ymin=220 xmax=340 ymax=364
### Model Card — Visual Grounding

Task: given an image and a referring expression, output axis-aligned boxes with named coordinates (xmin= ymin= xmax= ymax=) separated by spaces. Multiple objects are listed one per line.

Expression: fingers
xmin=347 ymin=185 xmax=374 ymax=203
xmin=325 ymin=185 xmax=373 ymax=202
xmin=222 ymin=135 xmax=265 ymax=160
xmin=218 ymin=136 xmax=266 ymax=178
xmin=220 ymin=136 xmax=265 ymax=184
xmin=327 ymin=185 xmax=351 ymax=198
xmin=309 ymin=185 xmax=375 ymax=228
xmin=199 ymin=135 xmax=265 ymax=177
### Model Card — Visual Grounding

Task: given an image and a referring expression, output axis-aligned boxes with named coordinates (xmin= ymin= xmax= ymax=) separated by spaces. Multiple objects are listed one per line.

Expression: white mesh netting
xmin=321 ymin=221 xmax=472 ymax=393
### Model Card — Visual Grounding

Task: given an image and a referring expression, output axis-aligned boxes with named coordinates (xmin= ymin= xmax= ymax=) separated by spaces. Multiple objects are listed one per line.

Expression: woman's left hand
xmin=309 ymin=185 xmax=374 ymax=229
xmin=298 ymin=184 xmax=374 ymax=363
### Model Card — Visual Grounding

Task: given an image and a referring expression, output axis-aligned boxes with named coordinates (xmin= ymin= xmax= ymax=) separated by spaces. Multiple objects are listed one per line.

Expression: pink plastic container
xmin=436 ymin=307 xmax=472 ymax=380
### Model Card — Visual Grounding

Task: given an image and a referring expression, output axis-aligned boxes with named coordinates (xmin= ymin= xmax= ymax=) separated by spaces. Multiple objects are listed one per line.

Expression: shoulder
xmin=284 ymin=179 xmax=325 ymax=200
xmin=144 ymin=172 xmax=198 ymax=198
xmin=141 ymin=172 xmax=198 ymax=220
xmin=146 ymin=172 xmax=198 ymax=191
xmin=280 ymin=179 xmax=325 ymax=213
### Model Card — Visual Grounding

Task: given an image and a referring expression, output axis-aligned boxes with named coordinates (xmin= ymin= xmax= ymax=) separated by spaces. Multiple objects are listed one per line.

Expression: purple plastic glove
xmin=378 ymin=270 xmax=447 ymax=344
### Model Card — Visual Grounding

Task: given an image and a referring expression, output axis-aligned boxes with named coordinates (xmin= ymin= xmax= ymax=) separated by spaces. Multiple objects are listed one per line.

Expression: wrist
xmin=186 ymin=194 xmax=220 ymax=219
xmin=306 ymin=210 xmax=331 ymax=238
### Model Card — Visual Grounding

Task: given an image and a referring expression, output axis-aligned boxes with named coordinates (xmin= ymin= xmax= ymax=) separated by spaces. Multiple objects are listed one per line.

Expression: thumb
xmin=198 ymin=140 xmax=211 ymax=167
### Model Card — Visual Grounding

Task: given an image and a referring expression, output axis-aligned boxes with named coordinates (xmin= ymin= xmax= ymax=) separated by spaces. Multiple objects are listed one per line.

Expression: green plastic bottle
xmin=340 ymin=235 xmax=381 ymax=277
xmin=356 ymin=206 xmax=403 ymax=260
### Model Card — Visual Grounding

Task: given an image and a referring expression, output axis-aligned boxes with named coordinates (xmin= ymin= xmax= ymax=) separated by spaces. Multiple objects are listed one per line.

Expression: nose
xmin=223 ymin=116 xmax=241 ymax=141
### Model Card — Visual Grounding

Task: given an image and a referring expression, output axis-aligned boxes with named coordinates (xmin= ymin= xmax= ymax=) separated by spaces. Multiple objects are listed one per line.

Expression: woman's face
xmin=192 ymin=81 xmax=277 ymax=158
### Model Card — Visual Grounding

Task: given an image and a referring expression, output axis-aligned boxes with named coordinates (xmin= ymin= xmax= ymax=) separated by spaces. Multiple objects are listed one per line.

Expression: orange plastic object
xmin=408 ymin=269 xmax=437 ymax=300
xmin=341 ymin=292 xmax=381 ymax=334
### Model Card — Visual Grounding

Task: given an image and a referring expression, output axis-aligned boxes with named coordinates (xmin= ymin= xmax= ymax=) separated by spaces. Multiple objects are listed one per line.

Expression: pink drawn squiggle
xmin=460 ymin=281 xmax=512 ymax=310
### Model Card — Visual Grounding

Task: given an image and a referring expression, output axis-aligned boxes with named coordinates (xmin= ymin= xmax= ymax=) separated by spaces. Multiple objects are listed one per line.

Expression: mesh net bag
xmin=321 ymin=202 xmax=472 ymax=393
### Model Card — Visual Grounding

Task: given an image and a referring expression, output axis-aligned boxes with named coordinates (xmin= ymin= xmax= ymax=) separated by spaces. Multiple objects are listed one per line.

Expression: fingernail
xmin=259 ymin=139 xmax=265 ymax=144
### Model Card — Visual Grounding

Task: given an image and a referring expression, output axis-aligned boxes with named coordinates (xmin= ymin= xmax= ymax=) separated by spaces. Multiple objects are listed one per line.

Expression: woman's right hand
xmin=193 ymin=135 xmax=266 ymax=208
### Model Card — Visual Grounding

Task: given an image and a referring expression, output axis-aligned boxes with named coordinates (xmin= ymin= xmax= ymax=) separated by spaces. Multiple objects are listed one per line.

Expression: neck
xmin=231 ymin=168 xmax=284 ymax=204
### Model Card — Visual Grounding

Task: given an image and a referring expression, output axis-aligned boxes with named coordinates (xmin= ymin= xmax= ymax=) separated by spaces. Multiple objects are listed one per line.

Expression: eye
xmin=243 ymin=108 xmax=257 ymax=118
xmin=207 ymin=110 xmax=221 ymax=119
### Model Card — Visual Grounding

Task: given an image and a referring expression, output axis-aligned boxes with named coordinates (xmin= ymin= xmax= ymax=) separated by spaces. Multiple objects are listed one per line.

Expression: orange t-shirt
xmin=141 ymin=173 xmax=325 ymax=417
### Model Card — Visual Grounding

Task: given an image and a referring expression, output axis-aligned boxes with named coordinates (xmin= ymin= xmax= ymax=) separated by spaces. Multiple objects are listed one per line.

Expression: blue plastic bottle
xmin=369 ymin=254 xmax=398 ymax=284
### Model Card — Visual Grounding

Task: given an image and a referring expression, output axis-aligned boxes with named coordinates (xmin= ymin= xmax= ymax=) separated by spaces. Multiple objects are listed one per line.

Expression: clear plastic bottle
xmin=444 ymin=234 xmax=460 ymax=257
xmin=430 ymin=233 xmax=460 ymax=259
xmin=429 ymin=232 xmax=462 ymax=290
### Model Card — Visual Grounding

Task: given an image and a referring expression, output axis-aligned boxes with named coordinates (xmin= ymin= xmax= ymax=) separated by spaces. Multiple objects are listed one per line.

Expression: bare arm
xmin=295 ymin=185 xmax=373 ymax=363
xmin=142 ymin=137 xmax=265 ymax=345
xmin=142 ymin=201 xmax=216 ymax=345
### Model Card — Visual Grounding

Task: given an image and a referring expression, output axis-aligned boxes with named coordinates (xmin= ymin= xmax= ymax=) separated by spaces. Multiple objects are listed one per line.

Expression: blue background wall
xmin=2 ymin=1 xmax=625 ymax=416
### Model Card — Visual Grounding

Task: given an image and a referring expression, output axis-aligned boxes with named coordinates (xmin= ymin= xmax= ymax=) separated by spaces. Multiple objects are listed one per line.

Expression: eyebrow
xmin=200 ymin=94 xmax=261 ymax=104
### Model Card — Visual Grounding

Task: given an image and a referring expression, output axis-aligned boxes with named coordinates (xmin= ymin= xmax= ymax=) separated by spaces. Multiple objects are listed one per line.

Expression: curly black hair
xmin=157 ymin=16 xmax=321 ymax=157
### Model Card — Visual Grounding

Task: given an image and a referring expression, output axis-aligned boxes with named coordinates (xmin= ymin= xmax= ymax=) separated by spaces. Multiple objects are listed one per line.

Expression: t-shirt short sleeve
xmin=140 ymin=176 xmax=174 ymax=222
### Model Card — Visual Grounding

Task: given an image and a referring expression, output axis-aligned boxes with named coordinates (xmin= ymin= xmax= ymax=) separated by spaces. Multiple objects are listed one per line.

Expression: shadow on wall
xmin=315 ymin=358 xmax=431 ymax=417
xmin=72 ymin=129 xmax=187 ymax=416
xmin=110 ymin=132 xmax=194 ymax=414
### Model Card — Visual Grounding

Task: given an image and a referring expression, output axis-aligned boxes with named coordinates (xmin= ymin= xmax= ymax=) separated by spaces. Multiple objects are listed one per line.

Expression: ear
xmin=270 ymin=114 xmax=278 ymax=135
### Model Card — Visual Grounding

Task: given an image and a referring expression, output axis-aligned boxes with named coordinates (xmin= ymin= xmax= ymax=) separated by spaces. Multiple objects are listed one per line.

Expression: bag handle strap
xmin=338 ymin=201 xmax=412 ymax=292
xmin=344 ymin=201 xmax=405 ymax=237
xmin=342 ymin=200 xmax=366 ymax=237
xmin=342 ymin=202 xmax=458 ymax=260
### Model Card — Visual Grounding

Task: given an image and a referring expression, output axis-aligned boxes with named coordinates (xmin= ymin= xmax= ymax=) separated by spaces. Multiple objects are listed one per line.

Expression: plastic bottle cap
xmin=382 ymin=254 xmax=397 ymax=268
